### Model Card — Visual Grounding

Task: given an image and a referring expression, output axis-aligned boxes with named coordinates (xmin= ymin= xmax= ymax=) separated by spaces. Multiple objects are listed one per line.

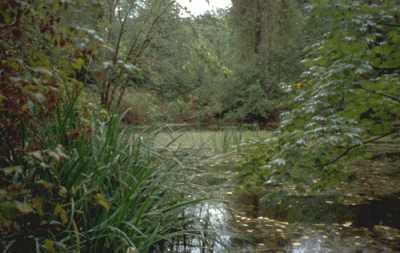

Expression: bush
xmin=0 ymin=2 xmax=203 ymax=252
xmin=0 ymin=91 xmax=201 ymax=252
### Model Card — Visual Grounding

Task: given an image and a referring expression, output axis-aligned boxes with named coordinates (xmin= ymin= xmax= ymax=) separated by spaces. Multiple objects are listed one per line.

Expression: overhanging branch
xmin=353 ymin=82 xmax=400 ymax=104
xmin=320 ymin=130 xmax=398 ymax=169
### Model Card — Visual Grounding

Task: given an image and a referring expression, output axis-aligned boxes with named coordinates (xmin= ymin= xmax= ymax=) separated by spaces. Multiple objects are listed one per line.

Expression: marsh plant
xmin=0 ymin=91 xmax=205 ymax=252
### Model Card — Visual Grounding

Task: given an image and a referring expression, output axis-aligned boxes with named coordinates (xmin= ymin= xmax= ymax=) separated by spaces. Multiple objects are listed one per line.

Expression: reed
xmin=1 ymin=92 xmax=203 ymax=252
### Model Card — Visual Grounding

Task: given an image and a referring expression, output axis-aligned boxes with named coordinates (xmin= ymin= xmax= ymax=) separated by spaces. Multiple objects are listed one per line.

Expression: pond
xmin=152 ymin=128 xmax=400 ymax=253
xmin=188 ymin=190 xmax=400 ymax=252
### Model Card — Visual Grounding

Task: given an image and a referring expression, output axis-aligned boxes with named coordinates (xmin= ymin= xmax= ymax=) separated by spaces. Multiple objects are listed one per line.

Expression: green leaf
xmin=95 ymin=193 xmax=111 ymax=210
xmin=72 ymin=58 xmax=85 ymax=70
xmin=43 ymin=239 xmax=57 ymax=253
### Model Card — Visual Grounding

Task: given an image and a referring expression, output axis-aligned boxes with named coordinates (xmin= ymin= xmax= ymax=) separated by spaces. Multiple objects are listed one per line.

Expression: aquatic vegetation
xmin=1 ymin=0 xmax=400 ymax=252
xmin=0 ymin=94 xmax=203 ymax=252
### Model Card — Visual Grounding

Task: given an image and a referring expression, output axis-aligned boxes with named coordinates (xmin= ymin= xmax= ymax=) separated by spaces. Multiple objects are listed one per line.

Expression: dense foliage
xmin=235 ymin=0 xmax=400 ymax=191
xmin=1 ymin=0 xmax=400 ymax=252
xmin=99 ymin=1 xmax=308 ymax=125
xmin=0 ymin=1 xmax=201 ymax=252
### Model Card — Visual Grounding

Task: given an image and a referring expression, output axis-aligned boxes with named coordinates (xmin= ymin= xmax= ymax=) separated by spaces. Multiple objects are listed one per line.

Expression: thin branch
xmin=357 ymin=85 xmax=400 ymax=103
xmin=126 ymin=0 xmax=176 ymax=61
xmin=380 ymin=22 xmax=400 ymax=28
xmin=103 ymin=0 xmax=136 ymax=108
xmin=113 ymin=0 xmax=136 ymax=63
xmin=321 ymin=130 xmax=398 ymax=168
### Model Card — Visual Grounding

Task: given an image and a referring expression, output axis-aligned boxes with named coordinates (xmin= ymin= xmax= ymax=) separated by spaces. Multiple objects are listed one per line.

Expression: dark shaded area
xmin=259 ymin=192 xmax=400 ymax=229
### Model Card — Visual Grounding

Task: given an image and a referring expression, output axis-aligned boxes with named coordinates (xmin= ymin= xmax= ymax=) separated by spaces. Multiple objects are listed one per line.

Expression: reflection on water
xmin=184 ymin=192 xmax=400 ymax=253
xmin=161 ymin=128 xmax=400 ymax=253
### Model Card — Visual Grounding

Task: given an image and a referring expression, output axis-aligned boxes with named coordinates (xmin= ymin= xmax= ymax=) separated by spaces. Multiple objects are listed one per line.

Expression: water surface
xmin=154 ymin=129 xmax=400 ymax=253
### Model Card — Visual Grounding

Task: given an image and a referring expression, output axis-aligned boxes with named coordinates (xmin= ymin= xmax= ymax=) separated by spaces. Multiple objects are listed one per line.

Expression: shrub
xmin=1 ymin=90 xmax=201 ymax=253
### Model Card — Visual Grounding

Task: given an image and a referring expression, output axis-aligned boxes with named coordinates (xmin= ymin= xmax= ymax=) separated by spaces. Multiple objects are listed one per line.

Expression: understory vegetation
xmin=1 ymin=0 xmax=400 ymax=252
xmin=0 ymin=1 xmax=203 ymax=252
xmin=234 ymin=0 xmax=400 ymax=193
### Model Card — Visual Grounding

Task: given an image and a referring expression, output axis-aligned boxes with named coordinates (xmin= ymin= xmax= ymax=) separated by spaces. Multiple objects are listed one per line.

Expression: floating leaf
xmin=342 ymin=221 xmax=352 ymax=227
xmin=292 ymin=242 xmax=302 ymax=247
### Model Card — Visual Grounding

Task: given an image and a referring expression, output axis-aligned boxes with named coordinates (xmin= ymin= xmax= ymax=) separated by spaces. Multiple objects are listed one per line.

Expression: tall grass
xmin=1 ymin=91 xmax=203 ymax=252
xmin=154 ymin=127 xmax=270 ymax=154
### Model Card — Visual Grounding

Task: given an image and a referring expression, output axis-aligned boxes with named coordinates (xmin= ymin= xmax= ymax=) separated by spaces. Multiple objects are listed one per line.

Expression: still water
xmin=186 ymin=191 xmax=400 ymax=253
xmin=155 ymin=129 xmax=400 ymax=253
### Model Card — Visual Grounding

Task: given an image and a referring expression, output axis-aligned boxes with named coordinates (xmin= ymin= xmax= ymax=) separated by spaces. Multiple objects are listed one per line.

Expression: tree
xmin=72 ymin=0 xmax=179 ymax=109
xmin=263 ymin=0 xmax=400 ymax=185
xmin=224 ymin=0 xmax=305 ymax=123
